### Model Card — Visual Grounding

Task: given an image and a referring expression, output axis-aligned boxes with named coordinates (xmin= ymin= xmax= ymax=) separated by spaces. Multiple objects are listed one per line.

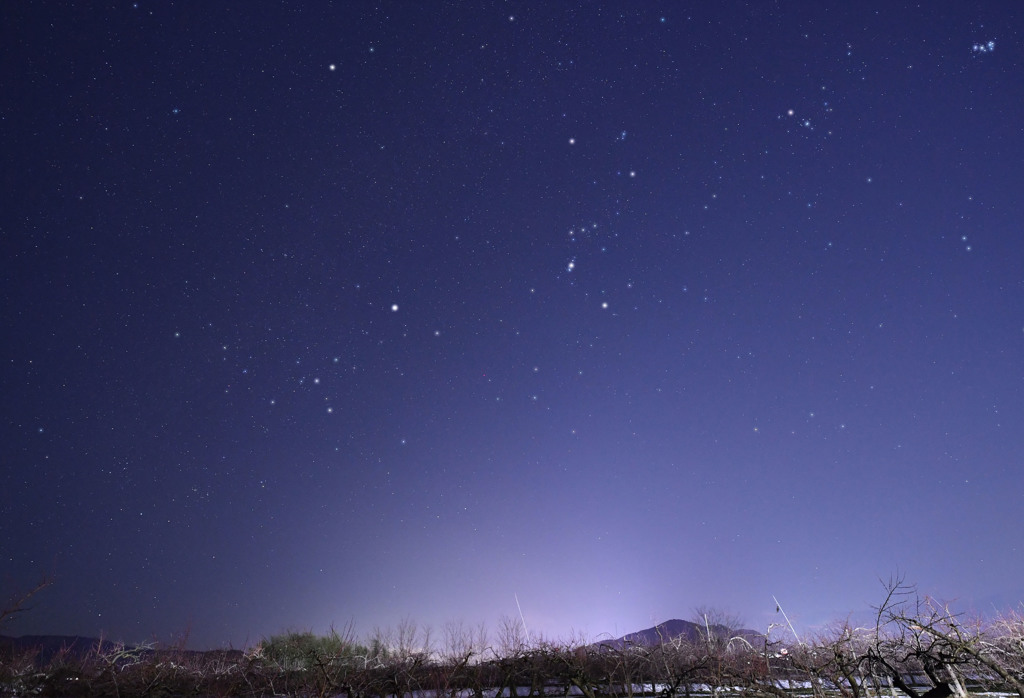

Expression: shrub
xmin=260 ymin=629 xmax=363 ymax=671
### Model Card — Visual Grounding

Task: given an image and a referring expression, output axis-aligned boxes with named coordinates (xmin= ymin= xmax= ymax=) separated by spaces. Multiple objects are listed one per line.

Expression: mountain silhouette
xmin=0 ymin=635 xmax=114 ymax=664
xmin=601 ymin=619 xmax=762 ymax=649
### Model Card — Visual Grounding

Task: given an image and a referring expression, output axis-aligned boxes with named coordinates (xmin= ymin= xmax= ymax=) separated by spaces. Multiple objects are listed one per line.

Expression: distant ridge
xmin=0 ymin=635 xmax=244 ymax=665
xmin=601 ymin=619 xmax=763 ymax=649
xmin=0 ymin=635 xmax=114 ymax=663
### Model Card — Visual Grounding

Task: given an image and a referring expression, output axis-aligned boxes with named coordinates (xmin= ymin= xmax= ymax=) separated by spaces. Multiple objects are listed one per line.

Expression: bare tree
xmin=497 ymin=613 xmax=529 ymax=658
xmin=0 ymin=574 xmax=53 ymax=628
xmin=647 ymin=632 xmax=707 ymax=698
xmin=430 ymin=621 xmax=480 ymax=698
xmin=865 ymin=575 xmax=1010 ymax=698
xmin=441 ymin=620 xmax=475 ymax=663
xmin=982 ymin=608 xmax=1024 ymax=698
xmin=800 ymin=621 xmax=874 ymax=698
xmin=691 ymin=606 xmax=745 ymax=644
xmin=601 ymin=637 xmax=653 ymax=698
xmin=884 ymin=592 xmax=1024 ymax=698
xmin=395 ymin=616 xmax=422 ymax=660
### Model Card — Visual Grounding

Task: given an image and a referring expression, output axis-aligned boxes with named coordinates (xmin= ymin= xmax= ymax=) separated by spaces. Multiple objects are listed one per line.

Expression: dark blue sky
xmin=3 ymin=1 xmax=1022 ymax=649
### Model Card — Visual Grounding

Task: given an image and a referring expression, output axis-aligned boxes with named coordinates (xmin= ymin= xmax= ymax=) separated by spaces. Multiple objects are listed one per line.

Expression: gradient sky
xmin=3 ymin=2 xmax=1022 ymax=650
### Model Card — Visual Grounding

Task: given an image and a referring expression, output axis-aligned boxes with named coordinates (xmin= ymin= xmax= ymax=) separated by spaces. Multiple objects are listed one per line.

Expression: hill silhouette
xmin=602 ymin=619 xmax=762 ymax=649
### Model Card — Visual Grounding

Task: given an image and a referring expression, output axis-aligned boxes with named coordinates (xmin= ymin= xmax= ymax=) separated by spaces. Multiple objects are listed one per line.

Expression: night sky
xmin=3 ymin=2 xmax=1023 ymax=650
